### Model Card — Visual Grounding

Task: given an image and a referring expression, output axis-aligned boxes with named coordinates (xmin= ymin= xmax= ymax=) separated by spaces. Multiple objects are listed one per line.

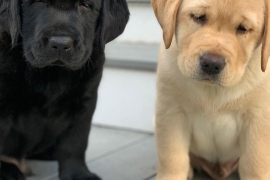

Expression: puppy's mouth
xmin=202 ymin=76 xmax=215 ymax=81
xmin=27 ymin=50 xmax=87 ymax=70
xmin=201 ymin=78 xmax=217 ymax=84
xmin=28 ymin=58 xmax=84 ymax=71
xmin=48 ymin=60 xmax=83 ymax=70
xmin=189 ymin=72 xmax=220 ymax=85
xmin=49 ymin=60 xmax=65 ymax=67
xmin=25 ymin=43 xmax=88 ymax=70
xmin=198 ymin=76 xmax=223 ymax=86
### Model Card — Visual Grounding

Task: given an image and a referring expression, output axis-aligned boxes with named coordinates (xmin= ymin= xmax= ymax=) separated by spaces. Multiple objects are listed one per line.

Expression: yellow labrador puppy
xmin=152 ymin=0 xmax=270 ymax=179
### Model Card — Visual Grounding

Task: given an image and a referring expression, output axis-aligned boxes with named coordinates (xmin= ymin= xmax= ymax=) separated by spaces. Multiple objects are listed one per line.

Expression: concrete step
xmin=105 ymin=42 xmax=159 ymax=71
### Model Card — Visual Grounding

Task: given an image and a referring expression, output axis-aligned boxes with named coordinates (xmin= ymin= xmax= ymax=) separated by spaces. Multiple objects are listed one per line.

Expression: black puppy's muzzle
xmin=46 ymin=36 xmax=74 ymax=66
xmin=30 ymin=27 xmax=86 ymax=70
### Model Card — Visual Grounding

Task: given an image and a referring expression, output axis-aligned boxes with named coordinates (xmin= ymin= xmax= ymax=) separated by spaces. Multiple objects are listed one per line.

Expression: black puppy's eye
xmin=79 ymin=2 xmax=93 ymax=10
xmin=190 ymin=14 xmax=207 ymax=24
xmin=237 ymin=25 xmax=248 ymax=34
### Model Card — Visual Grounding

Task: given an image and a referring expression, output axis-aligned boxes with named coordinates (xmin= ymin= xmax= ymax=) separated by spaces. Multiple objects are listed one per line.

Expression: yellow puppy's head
xmin=152 ymin=0 xmax=270 ymax=87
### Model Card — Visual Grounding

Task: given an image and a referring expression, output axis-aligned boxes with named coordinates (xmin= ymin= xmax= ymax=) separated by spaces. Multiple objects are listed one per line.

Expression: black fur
xmin=1 ymin=162 xmax=24 ymax=180
xmin=0 ymin=0 xmax=129 ymax=180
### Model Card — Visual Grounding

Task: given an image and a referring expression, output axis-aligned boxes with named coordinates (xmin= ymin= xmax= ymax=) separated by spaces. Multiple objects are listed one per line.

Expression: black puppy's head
xmin=0 ymin=0 xmax=129 ymax=70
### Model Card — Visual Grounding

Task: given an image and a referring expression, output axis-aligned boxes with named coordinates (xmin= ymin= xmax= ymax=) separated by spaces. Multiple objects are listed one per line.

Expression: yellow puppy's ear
xmin=262 ymin=0 xmax=270 ymax=72
xmin=152 ymin=0 xmax=183 ymax=49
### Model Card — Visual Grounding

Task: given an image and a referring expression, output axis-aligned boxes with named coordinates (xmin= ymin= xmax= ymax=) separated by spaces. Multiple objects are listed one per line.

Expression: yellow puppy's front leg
xmin=239 ymin=110 xmax=270 ymax=180
xmin=155 ymin=103 xmax=191 ymax=180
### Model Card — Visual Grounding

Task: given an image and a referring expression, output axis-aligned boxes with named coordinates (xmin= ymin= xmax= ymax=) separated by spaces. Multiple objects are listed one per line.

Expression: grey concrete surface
xmin=26 ymin=126 xmax=240 ymax=180
xmin=105 ymin=42 xmax=159 ymax=70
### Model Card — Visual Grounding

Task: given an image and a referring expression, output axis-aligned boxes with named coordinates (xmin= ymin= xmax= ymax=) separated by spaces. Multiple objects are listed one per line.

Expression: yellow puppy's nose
xmin=200 ymin=53 xmax=226 ymax=75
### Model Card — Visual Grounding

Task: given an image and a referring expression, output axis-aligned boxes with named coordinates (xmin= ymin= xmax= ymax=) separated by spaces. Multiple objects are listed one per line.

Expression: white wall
xmin=93 ymin=68 xmax=156 ymax=133
xmin=116 ymin=3 xmax=162 ymax=44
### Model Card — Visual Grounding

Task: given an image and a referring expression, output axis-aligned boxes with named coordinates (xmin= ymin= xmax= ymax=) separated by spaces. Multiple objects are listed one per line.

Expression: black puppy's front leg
xmin=0 ymin=119 xmax=25 ymax=180
xmin=56 ymin=96 xmax=101 ymax=180
xmin=0 ymin=162 xmax=25 ymax=180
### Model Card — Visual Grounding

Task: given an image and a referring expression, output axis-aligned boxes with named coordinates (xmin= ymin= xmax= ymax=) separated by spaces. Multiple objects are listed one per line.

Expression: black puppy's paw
xmin=69 ymin=173 xmax=102 ymax=180
xmin=82 ymin=173 xmax=102 ymax=180
xmin=60 ymin=169 xmax=102 ymax=180
xmin=0 ymin=161 xmax=25 ymax=180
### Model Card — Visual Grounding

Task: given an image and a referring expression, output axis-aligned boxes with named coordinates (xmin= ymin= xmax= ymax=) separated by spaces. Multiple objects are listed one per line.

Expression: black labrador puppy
xmin=0 ymin=0 xmax=129 ymax=179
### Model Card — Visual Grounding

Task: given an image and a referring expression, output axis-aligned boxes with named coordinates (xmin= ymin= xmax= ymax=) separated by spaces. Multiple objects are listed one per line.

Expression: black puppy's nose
xmin=49 ymin=36 xmax=73 ymax=51
xmin=200 ymin=53 xmax=225 ymax=75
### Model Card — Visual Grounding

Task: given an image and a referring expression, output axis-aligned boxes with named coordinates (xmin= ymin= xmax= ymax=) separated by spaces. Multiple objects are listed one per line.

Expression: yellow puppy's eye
xmin=190 ymin=14 xmax=207 ymax=24
xmin=237 ymin=25 xmax=248 ymax=34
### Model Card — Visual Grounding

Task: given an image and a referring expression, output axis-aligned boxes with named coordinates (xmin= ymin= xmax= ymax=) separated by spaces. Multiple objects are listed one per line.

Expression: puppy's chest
xmin=189 ymin=111 xmax=243 ymax=163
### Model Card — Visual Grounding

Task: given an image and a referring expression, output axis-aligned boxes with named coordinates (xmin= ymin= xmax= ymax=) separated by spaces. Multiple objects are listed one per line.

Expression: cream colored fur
xmin=154 ymin=0 xmax=270 ymax=179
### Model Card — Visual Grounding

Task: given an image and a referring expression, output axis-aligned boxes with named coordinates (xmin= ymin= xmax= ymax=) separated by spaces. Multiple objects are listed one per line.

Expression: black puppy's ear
xmin=0 ymin=0 xmax=20 ymax=46
xmin=97 ymin=0 xmax=130 ymax=50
